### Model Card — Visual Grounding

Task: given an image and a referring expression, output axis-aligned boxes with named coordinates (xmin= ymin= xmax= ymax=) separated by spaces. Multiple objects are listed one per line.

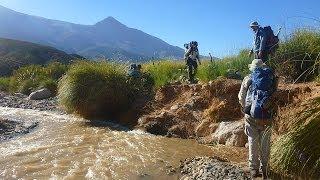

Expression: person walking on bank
xmin=184 ymin=41 xmax=201 ymax=83
xmin=249 ymin=21 xmax=281 ymax=63
xmin=238 ymin=59 xmax=278 ymax=179
xmin=249 ymin=21 xmax=268 ymax=62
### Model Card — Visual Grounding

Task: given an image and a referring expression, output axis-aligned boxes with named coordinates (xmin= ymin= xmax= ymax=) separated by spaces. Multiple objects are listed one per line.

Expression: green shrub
xmin=58 ymin=61 xmax=138 ymax=119
xmin=271 ymin=99 xmax=320 ymax=178
xmin=0 ymin=77 xmax=10 ymax=92
xmin=272 ymin=29 xmax=320 ymax=82
xmin=143 ymin=61 xmax=186 ymax=87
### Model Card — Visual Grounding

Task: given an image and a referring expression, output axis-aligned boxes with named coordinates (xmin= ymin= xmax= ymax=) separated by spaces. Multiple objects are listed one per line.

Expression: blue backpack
xmin=250 ymin=67 xmax=276 ymax=119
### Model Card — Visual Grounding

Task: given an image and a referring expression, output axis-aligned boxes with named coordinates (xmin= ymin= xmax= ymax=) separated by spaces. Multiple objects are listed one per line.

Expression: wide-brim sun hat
xmin=248 ymin=59 xmax=265 ymax=71
xmin=250 ymin=21 xmax=259 ymax=27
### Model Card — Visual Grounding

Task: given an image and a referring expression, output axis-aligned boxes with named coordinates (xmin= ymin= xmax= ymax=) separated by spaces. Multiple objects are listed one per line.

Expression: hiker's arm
xmin=184 ymin=49 xmax=191 ymax=59
xmin=238 ymin=75 xmax=251 ymax=107
xmin=259 ymin=31 xmax=267 ymax=52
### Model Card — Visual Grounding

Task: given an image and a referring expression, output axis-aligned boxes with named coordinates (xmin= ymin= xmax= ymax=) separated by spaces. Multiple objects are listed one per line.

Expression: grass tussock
xmin=9 ymin=62 xmax=68 ymax=95
xmin=143 ymin=50 xmax=251 ymax=87
xmin=271 ymin=29 xmax=320 ymax=82
xmin=58 ymin=61 xmax=154 ymax=119
xmin=270 ymin=98 xmax=320 ymax=178
xmin=0 ymin=77 xmax=10 ymax=91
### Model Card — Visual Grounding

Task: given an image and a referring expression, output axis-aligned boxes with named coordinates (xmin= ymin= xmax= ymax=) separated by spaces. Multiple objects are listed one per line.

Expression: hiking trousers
xmin=187 ymin=59 xmax=198 ymax=82
xmin=244 ymin=114 xmax=272 ymax=172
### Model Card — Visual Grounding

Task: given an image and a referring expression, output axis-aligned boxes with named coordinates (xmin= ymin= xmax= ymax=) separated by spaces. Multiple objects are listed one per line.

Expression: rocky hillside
xmin=0 ymin=38 xmax=80 ymax=76
xmin=0 ymin=5 xmax=184 ymax=60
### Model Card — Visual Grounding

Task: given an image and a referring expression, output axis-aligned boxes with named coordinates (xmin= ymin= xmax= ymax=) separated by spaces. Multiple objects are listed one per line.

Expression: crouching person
xmin=238 ymin=59 xmax=277 ymax=179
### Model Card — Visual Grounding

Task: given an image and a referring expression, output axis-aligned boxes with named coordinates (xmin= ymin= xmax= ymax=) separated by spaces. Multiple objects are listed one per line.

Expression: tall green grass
xmin=197 ymin=50 xmax=251 ymax=82
xmin=271 ymin=29 xmax=320 ymax=82
xmin=143 ymin=60 xmax=186 ymax=87
xmin=143 ymin=50 xmax=252 ymax=87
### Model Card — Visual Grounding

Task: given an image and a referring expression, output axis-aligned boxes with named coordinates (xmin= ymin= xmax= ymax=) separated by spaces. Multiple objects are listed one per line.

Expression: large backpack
xmin=263 ymin=26 xmax=280 ymax=55
xmin=250 ymin=67 xmax=276 ymax=119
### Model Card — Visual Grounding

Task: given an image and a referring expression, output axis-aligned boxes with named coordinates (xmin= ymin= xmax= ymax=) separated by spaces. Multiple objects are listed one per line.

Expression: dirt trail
xmin=136 ymin=78 xmax=320 ymax=140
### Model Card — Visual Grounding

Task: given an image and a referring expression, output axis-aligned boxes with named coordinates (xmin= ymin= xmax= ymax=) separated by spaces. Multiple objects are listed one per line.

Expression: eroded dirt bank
xmin=136 ymin=78 xmax=320 ymax=143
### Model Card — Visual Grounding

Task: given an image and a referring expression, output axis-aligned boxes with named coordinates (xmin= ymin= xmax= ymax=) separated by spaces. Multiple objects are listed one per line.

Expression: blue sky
xmin=0 ymin=0 xmax=320 ymax=58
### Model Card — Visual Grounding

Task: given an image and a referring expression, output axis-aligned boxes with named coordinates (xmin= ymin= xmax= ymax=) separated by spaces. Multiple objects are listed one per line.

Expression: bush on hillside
xmin=58 ymin=61 xmax=152 ymax=119
xmin=272 ymin=30 xmax=320 ymax=82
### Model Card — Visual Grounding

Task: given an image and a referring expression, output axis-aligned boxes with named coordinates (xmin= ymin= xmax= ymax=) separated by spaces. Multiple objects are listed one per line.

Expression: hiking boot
xmin=250 ymin=169 xmax=259 ymax=178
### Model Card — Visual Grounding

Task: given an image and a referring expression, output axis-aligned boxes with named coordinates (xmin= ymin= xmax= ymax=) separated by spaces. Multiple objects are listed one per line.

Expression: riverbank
xmin=0 ymin=89 xmax=251 ymax=179
xmin=136 ymin=78 xmax=317 ymax=142
xmin=1 ymin=79 xmax=319 ymax=179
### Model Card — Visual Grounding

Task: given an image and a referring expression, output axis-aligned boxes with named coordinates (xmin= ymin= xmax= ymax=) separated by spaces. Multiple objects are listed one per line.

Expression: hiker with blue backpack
xmin=238 ymin=59 xmax=278 ymax=179
xmin=249 ymin=21 xmax=280 ymax=63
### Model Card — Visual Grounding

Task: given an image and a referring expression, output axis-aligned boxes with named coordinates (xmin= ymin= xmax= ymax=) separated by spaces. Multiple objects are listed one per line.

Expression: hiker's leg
xmin=244 ymin=116 xmax=260 ymax=171
xmin=188 ymin=64 xmax=193 ymax=82
xmin=193 ymin=61 xmax=198 ymax=81
xmin=260 ymin=126 xmax=272 ymax=175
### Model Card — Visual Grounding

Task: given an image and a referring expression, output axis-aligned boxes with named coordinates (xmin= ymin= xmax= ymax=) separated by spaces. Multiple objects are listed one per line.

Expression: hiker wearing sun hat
xmin=249 ymin=21 xmax=269 ymax=62
xmin=238 ymin=59 xmax=278 ymax=179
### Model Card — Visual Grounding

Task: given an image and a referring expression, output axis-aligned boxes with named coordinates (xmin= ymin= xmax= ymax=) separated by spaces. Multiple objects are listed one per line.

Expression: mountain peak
xmin=95 ymin=16 xmax=126 ymax=28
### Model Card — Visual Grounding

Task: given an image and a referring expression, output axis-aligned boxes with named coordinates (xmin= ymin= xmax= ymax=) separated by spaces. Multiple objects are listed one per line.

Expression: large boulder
xmin=212 ymin=121 xmax=247 ymax=147
xmin=28 ymin=88 xmax=52 ymax=100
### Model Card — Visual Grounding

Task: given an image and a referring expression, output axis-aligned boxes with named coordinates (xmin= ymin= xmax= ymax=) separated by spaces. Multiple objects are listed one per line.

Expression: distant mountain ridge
xmin=0 ymin=5 xmax=185 ymax=61
xmin=0 ymin=38 xmax=80 ymax=76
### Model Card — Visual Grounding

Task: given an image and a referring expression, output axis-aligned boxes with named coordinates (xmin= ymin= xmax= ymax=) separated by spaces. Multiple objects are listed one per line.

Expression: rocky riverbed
xmin=180 ymin=157 xmax=250 ymax=180
xmin=0 ymin=92 xmax=63 ymax=112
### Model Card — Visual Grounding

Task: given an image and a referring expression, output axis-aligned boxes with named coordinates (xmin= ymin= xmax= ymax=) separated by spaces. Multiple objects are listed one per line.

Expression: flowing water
xmin=0 ymin=107 xmax=214 ymax=179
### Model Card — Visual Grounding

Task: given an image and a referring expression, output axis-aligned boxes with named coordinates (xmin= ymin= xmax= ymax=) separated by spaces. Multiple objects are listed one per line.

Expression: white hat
xmin=250 ymin=21 xmax=259 ymax=27
xmin=248 ymin=59 xmax=265 ymax=71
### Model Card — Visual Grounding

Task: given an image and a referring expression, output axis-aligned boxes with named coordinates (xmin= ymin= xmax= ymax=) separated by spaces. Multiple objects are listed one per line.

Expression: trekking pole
xmin=209 ymin=53 xmax=213 ymax=62
xmin=276 ymin=27 xmax=282 ymax=37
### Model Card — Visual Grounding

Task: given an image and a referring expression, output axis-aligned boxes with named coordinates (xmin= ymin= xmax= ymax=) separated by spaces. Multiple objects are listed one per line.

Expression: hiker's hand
xmin=249 ymin=50 xmax=253 ymax=56
xmin=258 ymin=51 xmax=263 ymax=58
